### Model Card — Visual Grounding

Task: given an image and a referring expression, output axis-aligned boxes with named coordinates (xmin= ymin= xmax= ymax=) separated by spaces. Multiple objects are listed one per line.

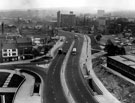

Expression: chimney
xmin=1 ymin=22 xmax=4 ymax=35
xmin=70 ymin=11 xmax=73 ymax=15
xmin=57 ymin=11 xmax=61 ymax=27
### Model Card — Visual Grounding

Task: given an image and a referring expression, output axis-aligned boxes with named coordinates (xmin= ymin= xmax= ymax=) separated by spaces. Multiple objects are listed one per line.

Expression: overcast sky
xmin=0 ymin=0 xmax=135 ymax=12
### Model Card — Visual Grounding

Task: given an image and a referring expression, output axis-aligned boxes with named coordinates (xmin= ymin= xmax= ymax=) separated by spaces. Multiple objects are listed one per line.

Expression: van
xmin=72 ymin=48 xmax=76 ymax=55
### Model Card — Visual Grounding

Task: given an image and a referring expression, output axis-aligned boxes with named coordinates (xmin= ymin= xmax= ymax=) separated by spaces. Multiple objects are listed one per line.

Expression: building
xmin=0 ymin=35 xmax=33 ymax=62
xmin=128 ymin=18 xmax=135 ymax=22
xmin=57 ymin=11 xmax=61 ymax=27
xmin=97 ymin=17 xmax=106 ymax=32
xmin=57 ymin=11 xmax=76 ymax=27
xmin=16 ymin=37 xmax=33 ymax=58
xmin=107 ymin=55 xmax=135 ymax=81
xmin=2 ymin=40 xmax=18 ymax=62
xmin=97 ymin=10 xmax=105 ymax=17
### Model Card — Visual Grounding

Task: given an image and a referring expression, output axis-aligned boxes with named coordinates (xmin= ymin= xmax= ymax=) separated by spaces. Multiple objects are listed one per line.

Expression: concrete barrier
xmin=79 ymin=35 xmax=89 ymax=75
xmin=49 ymin=36 xmax=65 ymax=57
xmin=60 ymin=40 xmax=76 ymax=103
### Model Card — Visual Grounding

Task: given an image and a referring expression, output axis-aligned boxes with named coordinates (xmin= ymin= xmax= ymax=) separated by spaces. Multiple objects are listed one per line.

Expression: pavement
xmin=14 ymin=73 xmax=41 ymax=103
xmin=0 ymin=69 xmax=39 ymax=103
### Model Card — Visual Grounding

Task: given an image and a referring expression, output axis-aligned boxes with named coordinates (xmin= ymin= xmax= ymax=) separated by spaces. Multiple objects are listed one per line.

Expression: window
xmin=12 ymin=53 xmax=16 ymax=56
xmin=3 ymin=49 xmax=7 ymax=52
xmin=8 ymin=53 xmax=13 ymax=56
xmin=3 ymin=53 xmax=7 ymax=57
xmin=12 ymin=49 xmax=16 ymax=52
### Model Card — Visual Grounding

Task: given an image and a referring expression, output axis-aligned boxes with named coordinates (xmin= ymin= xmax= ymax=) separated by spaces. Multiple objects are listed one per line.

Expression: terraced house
xmin=0 ymin=35 xmax=33 ymax=63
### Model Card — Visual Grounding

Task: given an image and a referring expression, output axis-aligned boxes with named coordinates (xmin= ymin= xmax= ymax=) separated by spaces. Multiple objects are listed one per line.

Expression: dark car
xmin=63 ymin=51 xmax=67 ymax=55
xmin=58 ymin=48 xmax=63 ymax=54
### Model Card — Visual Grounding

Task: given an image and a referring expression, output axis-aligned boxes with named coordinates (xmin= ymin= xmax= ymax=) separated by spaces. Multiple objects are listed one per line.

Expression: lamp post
xmin=118 ymin=24 xmax=121 ymax=34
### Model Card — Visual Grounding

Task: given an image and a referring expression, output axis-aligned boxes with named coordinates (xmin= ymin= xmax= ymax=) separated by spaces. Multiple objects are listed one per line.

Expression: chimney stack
xmin=1 ymin=22 xmax=4 ymax=35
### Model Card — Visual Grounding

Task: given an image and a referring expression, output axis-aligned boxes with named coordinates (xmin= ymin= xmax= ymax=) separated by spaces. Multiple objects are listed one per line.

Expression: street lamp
xmin=118 ymin=24 xmax=121 ymax=33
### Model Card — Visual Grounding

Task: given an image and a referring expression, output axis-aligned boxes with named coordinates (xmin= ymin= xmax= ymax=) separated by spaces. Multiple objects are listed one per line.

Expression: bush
xmin=95 ymin=34 xmax=102 ymax=41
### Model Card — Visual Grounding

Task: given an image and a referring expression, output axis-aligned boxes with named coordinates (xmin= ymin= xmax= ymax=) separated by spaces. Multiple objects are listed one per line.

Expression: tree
xmin=104 ymin=39 xmax=116 ymax=56
xmin=95 ymin=34 xmax=102 ymax=41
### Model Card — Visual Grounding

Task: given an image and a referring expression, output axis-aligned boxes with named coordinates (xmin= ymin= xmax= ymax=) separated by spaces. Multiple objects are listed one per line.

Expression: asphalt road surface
xmin=65 ymin=33 xmax=98 ymax=103
xmin=0 ymin=31 xmax=97 ymax=103
xmin=45 ymin=30 xmax=74 ymax=103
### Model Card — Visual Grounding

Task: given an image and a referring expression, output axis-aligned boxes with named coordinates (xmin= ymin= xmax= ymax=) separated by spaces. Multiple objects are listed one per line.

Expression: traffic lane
xmin=53 ymin=40 xmax=72 ymax=103
xmin=66 ymin=35 xmax=97 ymax=103
xmin=58 ymin=30 xmax=75 ymax=40
xmin=66 ymin=35 xmax=87 ymax=103
xmin=46 ymin=55 xmax=66 ymax=103
xmin=73 ymin=35 xmax=96 ymax=101
xmin=45 ymin=35 xmax=73 ymax=103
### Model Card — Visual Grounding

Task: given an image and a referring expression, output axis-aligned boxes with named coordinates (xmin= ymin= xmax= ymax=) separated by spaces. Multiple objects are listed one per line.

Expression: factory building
xmin=57 ymin=11 xmax=76 ymax=28
xmin=107 ymin=55 xmax=135 ymax=81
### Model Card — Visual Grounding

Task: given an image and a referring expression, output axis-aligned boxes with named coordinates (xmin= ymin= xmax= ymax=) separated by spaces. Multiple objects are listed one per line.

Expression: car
xmin=58 ymin=48 xmax=63 ymax=54
xmin=63 ymin=51 xmax=67 ymax=55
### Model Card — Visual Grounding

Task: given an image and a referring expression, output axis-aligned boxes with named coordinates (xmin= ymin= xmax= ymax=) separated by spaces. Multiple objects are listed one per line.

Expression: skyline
xmin=0 ymin=0 xmax=135 ymax=13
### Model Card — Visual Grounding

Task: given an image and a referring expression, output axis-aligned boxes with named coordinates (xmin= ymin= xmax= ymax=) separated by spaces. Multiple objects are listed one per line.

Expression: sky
xmin=0 ymin=0 xmax=135 ymax=12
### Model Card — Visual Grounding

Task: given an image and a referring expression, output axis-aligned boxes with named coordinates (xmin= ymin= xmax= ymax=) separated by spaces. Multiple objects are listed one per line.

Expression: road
xmin=0 ymin=30 xmax=73 ymax=103
xmin=0 ymin=31 xmax=97 ymax=103
xmin=0 ymin=30 xmax=76 ymax=103
xmin=45 ymin=31 xmax=74 ymax=103
xmin=65 ymin=33 xmax=98 ymax=103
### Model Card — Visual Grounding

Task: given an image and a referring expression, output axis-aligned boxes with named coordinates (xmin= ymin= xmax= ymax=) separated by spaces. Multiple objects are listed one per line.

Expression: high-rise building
xmin=97 ymin=10 xmax=105 ymax=17
xmin=97 ymin=17 xmax=106 ymax=32
xmin=57 ymin=11 xmax=76 ymax=27
xmin=57 ymin=11 xmax=61 ymax=27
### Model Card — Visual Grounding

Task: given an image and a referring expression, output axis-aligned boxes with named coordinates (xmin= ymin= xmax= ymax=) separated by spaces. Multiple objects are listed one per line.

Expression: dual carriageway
xmin=45 ymin=30 xmax=97 ymax=103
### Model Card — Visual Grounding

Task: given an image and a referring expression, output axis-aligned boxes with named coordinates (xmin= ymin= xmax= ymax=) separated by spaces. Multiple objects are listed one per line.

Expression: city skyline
xmin=0 ymin=0 xmax=135 ymax=13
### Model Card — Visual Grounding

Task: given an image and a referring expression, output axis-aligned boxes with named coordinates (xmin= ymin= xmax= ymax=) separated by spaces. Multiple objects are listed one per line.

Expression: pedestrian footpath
xmin=14 ymin=73 xmax=41 ymax=103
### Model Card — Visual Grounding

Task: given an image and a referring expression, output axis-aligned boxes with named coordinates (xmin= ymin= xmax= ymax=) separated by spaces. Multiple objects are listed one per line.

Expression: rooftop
xmin=109 ymin=55 xmax=135 ymax=68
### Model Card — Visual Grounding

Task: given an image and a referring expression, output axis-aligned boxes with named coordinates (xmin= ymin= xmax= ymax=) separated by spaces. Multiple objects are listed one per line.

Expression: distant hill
xmin=0 ymin=9 xmax=135 ymax=20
